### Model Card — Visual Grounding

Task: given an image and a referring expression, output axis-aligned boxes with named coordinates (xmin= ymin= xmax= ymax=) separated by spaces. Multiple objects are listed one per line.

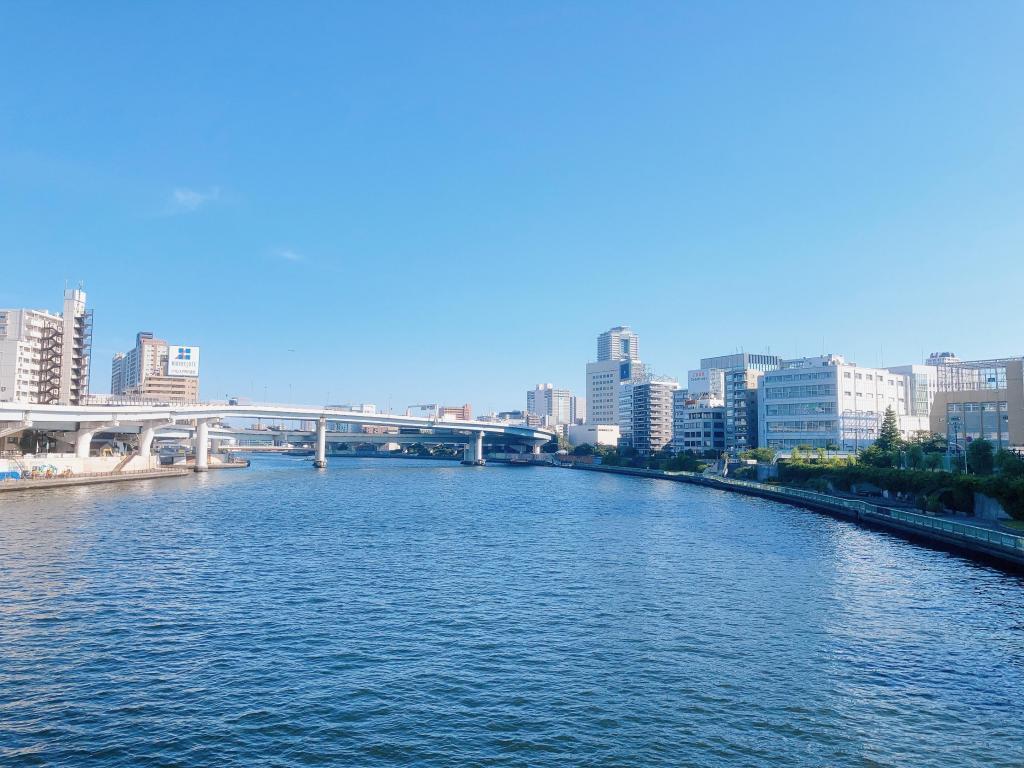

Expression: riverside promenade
xmin=563 ymin=463 xmax=1024 ymax=571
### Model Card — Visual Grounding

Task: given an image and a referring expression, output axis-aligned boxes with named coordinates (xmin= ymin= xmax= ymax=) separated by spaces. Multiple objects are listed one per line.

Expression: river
xmin=1 ymin=456 xmax=1022 ymax=766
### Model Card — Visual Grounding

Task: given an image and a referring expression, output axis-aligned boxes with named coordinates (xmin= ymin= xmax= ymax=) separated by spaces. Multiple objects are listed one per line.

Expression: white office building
xmin=526 ymin=383 xmax=579 ymax=426
xmin=758 ymin=354 xmax=913 ymax=453
xmin=586 ymin=358 xmax=645 ymax=425
xmin=0 ymin=288 xmax=93 ymax=405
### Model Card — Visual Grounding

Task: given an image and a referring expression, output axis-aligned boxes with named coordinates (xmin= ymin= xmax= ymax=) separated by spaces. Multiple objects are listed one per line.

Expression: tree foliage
xmin=876 ymin=406 xmax=903 ymax=452
xmin=967 ymin=439 xmax=995 ymax=475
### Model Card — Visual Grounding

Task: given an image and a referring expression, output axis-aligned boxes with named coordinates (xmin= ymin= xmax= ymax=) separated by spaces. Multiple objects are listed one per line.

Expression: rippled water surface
xmin=2 ymin=456 xmax=1024 ymax=766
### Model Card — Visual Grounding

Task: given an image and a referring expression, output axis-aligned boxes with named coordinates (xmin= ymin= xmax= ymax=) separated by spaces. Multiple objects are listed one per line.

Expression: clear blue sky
xmin=2 ymin=2 xmax=1022 ymax=412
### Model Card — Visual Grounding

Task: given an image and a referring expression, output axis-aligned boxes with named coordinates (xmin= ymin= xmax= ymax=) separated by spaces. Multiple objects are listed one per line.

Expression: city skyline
xmin=4 ymin=4 xmax=1023 ymax=412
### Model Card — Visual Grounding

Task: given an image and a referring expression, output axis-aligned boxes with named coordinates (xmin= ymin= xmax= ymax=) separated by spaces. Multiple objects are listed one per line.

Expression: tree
xmin=876 ymin=406 xmax=903 ymax=452
xmin=740 ymin=447 xmax=776 ymax=463
xmin=572 ymin=443 xmax=595 ymax=457
xmin=907 ymin=443 xmax=925 ymax=470
xmin=995 ymin=449 xmax=1024 ymax=478
xmin=967 ymin=439 xmax=995 ymax=475
xmin=924 ymin=452 xmax=943 ymax=471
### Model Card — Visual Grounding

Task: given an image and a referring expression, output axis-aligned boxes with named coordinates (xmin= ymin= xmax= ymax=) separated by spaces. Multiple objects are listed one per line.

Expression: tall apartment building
xmin=111 ymin=332 xmax=200 ymax=403
xmin=597 ymin=326 xmax=640 ymax=362
xmin=695 ymin=352 xmax=781 ymax=452
xmin=526 ymin=384 xmax=579 ymax=426
xmin=618 ymin=376 xmax=678 ymax=454
xmin=0 ymin=288 xmax=92 ymax=405
xmin=757 ymin=354 xmax=913 ymax=452
xmin=587 ymin=326 xmax=644 ymax=425
xmin=929 ymin=356 xmax=1024 ymax=451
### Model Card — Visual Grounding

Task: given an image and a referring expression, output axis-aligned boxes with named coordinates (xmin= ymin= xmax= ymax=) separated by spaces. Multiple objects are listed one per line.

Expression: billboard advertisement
xmin=167 ymin=345 xmax=200 ymax=377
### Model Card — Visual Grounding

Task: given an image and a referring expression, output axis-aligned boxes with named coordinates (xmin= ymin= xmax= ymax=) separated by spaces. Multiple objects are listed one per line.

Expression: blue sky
xmin=2 ymin=2 xmax=1022 ymax=412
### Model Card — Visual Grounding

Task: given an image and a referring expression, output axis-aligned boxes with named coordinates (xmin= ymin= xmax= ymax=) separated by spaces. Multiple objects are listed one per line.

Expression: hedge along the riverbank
xmin=776 ymin=462 xmax=1024 ymax=520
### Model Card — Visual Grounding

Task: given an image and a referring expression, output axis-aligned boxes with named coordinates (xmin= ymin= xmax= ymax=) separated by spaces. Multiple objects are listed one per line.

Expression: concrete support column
xmin=462 ymin=431 xmax=485 ymax=466
xmin=314 ymin=417 xmax=327 ymax=469
xmin=74 ymin=425 xmax=100 ymax=459
xmin=531 ymin=444 xmax=541 ymax=456
xmin=139 ymin=425 xmax=157 ymax=456
xmin=195 ymin=420 xmax=210 ymax=472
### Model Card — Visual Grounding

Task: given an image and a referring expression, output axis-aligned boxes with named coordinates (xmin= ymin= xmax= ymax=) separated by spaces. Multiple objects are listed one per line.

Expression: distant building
xmin=526 ymin=383 xmax=579 ymax=425
xmin=618 ymin=376 xmax=679 ymax=454
xmin=929 ymin=356 xmax=1024 ymax=451
xmin=886 ymin=363 xmax=938 ymax=419
xmin=695 ymin=352 xmax=781 ymax=452
xmin=672 ymin=390 xmax=726 ymax=455
xmin=757 ymin=354 xmax=913 ymax=453
xmin=597 ymin=326 xmax=640 ymax=362
xmin=0 ymin=288 xmax=93 ymax=405
xmin=567 ymin=423 xmax=620 ymax=447
xmin=111 ymin=331 xmax=199 ymax=403
xmin=586 ymin=358 xmax=645 ymax=426
xmin=438 ymin=403 xmax=472 ymax=421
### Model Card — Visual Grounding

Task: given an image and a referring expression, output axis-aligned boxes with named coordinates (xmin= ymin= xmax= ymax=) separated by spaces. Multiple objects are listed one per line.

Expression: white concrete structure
xmin=757 ymin=354 xmax=912 ymax=453
xmin=567 ymin=423 xmax=620 ymax=447
xmin=0 ymin=289 xmax=92 ymax=405
xmin=887 ymin=363 xmax=938 ymax=419
xmin=0 ymin=401 xmax=555 ymax=473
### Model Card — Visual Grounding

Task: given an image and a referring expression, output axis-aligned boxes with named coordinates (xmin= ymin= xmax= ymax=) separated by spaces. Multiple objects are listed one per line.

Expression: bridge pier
xmin=462 ymin=430 xmax=485 ymax=466
xmin=74 ymin=421 xmax=115 ymax=459
xmin=194 ymin=420 xmax=210 ymax=472
xmin=314 ymin=417 xmax=327 ymax=468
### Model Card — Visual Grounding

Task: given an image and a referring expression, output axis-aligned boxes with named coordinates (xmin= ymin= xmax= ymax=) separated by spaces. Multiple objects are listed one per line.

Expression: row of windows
xmin=766 ymin=420 xmax=838 ymax=433
xmin=765 ymin=385 xmax=835 ymax=399
xmin=766 ymin=402 xmax=836 ymax=416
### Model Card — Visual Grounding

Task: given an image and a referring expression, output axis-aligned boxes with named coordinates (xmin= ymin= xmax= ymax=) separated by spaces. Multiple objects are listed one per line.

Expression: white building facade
xmin=586 ymin=358 xmax=645 ymax=426
xmin=526 ymin=383 xmax=579 ymax=426
xmin=758 ymin=354 xmax=911 ymax=453
xmin=0 ymin=289 xmax=92 ymax=405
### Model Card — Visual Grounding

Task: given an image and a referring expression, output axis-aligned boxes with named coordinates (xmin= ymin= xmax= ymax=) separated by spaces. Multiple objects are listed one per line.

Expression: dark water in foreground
xmin=1 ymin=456 xmax=1023 ymax=767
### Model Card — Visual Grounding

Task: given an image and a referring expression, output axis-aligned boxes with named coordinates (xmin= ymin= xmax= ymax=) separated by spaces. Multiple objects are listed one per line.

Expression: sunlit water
xmin=1 ymin=456 xmax=1023 ymax=766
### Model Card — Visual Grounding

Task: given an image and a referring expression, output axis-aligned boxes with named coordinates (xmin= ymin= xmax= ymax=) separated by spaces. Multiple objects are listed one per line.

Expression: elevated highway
xmin=0 ymin=401 xmax=556 ymax=470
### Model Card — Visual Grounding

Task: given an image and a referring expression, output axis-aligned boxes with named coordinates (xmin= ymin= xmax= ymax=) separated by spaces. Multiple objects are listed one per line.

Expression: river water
xmin=1 ymin=456 xmax=1023 ymax=766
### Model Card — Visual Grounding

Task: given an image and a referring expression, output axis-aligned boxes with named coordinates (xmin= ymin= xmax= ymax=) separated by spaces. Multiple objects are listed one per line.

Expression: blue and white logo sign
xmin=167 ymin=345 xmax=200 ymax=377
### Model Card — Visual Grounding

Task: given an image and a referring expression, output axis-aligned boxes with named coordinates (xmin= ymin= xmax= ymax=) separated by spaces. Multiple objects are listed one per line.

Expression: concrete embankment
xmin=563 ymin=463 xmax=1024 ymax=572
xmin=0 ymin=467 xmax=193 ymax=493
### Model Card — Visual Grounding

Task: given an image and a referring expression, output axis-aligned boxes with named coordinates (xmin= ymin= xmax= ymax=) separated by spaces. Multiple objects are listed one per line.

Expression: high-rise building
xmin=586 ymin=358 xmax=645 ymax=425
xmin=694 ymin=352 xmax=782 ymax=452
xmin=597 ymin=326 xmax=640 ymax=362
xmin=618 ymin=375 xmax=678 ymax=454
xmin=526 ymin=384 xmax=579 ymax=426
xmin=0 ymin=288 xmax=93 ymax=405
xmin=111 ymin=332 xmax=200 ymax=403
xmin=757 ymin=354 xmax=915 ymax=453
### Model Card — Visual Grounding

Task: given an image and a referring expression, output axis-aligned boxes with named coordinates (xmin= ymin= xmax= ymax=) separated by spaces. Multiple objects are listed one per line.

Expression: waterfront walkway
xmin=562 ymin=463 xmax=1024 ymax=571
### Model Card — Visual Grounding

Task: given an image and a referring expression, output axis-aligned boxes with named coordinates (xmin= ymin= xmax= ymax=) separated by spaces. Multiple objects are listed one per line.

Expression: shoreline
xmin=561 ymin=462 xmax=1024 ymax=573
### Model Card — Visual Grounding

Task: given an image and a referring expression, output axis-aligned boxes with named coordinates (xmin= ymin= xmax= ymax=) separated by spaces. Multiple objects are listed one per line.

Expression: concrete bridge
xmin=0 ymin=401 xmax=556 ymax=471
